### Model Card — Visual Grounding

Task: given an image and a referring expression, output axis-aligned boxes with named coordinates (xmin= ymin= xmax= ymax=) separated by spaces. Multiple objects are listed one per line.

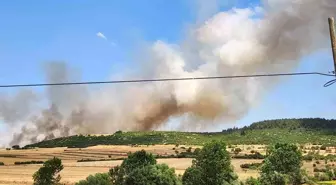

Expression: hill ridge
xmin=24 ymin=118 xmax=336 ymax=148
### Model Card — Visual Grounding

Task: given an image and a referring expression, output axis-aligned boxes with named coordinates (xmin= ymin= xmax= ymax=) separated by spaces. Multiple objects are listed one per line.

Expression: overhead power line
xmin=0 ymin=71 xmax=335 ymax=88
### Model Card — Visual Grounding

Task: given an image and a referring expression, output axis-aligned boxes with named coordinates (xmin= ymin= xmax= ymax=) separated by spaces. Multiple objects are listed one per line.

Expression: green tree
xmin=120 ymin=150 xmax=156 ymax=174
xmin=124 ymin=164 xmax=179 ymax=185
xmin=109 ymin=150 xmax=157 ymax=184
xmin=182 ymin=140 xmax=239 ymax=185
xmin=32 ymin=157 xmax=64 ymax=185
xmin=259 ymin=171 xmax=287 ymax=185
xmin=182 ymin=167 xmax=203 ymax=185
xmin=260 ymin=143 xmax=302 ymax=185
xmin=75 ymin=173 xmax=112 ymax=185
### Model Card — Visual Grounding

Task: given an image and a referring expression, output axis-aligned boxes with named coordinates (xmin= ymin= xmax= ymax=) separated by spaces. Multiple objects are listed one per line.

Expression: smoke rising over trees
xmin=1 ymin=0 xmax=336 ymax=146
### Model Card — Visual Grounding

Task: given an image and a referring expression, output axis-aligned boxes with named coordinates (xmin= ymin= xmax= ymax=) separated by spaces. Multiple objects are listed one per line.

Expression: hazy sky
xmin=0 ymin=0 xmax=335 ymax=132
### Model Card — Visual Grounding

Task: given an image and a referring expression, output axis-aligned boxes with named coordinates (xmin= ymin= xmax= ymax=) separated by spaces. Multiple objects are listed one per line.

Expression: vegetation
xmin=107 ymin=149 xmax=179 ymax=185
xmin=181 ymin=141 xmax=239 ymax=185
xmin=124 ymin=164 xmax=179 ymax=185
xmin=0 ymin=162 xmax=4 ymax=166
xmin=232 ymin=152 xmax=265 ymax=159
xmin=15 ymin=160 xmax=44 ymax=165
xmin=12 ymin=145 xmax=20 ymax=150
xmin=75 ymin=173 xmax=112 ymax=185
xmin=240 ymin=163 xmax=263 ymax=170
xmin=32 ymin=157 xmax=63 ymax=185
xmin=25 ymin=118 xmax=336 ymax=148
xmin=260 ymin=143 xmax=303 ymax=185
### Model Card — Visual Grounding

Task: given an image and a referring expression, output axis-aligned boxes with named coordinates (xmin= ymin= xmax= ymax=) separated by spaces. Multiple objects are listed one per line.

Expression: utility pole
xmin=328 ymin=17 xmax=336 ymax=75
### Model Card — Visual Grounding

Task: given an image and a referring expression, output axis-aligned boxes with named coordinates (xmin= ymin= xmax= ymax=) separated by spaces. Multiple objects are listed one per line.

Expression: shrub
xmin=233 ymin=152 xmax=265 ymax=159
xmin=12 ymin=145 xmax=20 ymax=150
xmin=114 ymin=130 xmax=122 ymax=134
xmin=15 ymin=161 xmax=44 ymax=165
xmin=260 ymin=171 xmax=288 ymax=185
xmin=193 ymin=148 xmax=201 ymax=155
xmin=320 ymin=145 xmax=327 ymax=150
xmin=32 ymin=157 xmax=63 ymax=185
xmin=76 ymin=173 xmax=112 ymax=185
xmin=234 ymin=148 xmax=242 ymax=155
xmin=240 ymin=163 xmax=262 ymax=170
xmin=124 ymin=164 xmax=179 ymax=185
xmin=302 ymin=154 xmax=313 ymax=161
xmin=313 ymin=163 xmax=316 ymax=167
xmin=245 ymin=177 xmax=261 ymax=185
xmin=0 ymin=162 xmax=4 ymax=166
xmin=186 ymin=147 xmax=192 ymax=153
xmin=316 ymin=160 xmax=320 ymax=164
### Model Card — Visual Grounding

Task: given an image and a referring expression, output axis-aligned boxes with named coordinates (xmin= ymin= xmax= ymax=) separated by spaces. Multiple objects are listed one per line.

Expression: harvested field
xmin=0 ymin=144 xmax=333 ymax=185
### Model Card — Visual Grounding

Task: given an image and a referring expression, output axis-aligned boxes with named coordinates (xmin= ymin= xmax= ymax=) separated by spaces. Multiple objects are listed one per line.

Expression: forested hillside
xmin=25 ymin=118 xmax=336 ymax=148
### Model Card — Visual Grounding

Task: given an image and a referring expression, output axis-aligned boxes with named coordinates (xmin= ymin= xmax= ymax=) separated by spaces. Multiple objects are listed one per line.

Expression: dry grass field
xmin=0 ymin=144 xmax=332 ymax=185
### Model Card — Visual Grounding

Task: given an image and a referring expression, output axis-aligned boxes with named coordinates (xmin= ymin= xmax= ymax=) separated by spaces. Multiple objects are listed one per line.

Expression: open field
xmin=0 ymin=144 xmax=334 ymax=185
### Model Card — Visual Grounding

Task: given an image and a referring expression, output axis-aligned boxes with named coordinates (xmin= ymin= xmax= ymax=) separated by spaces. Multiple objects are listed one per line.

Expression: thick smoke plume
xmin=1 ymin=0 xmax=336 ymax=146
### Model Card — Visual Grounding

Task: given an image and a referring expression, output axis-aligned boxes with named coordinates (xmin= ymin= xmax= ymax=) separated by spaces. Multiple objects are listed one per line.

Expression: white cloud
xmin=96 ymin=32 xmax=117 ymax=46
xmin=96 ymin=32 xmax=107 ymax=40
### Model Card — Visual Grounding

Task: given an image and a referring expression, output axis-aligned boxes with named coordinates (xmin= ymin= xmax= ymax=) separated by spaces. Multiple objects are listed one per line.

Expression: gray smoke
xmin=1 ymin=0 xmax=336 ymax=146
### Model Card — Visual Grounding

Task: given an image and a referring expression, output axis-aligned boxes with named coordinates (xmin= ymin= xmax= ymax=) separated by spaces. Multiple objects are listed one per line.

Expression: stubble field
xmin=0 ymin=144 xmax=329 ymax=185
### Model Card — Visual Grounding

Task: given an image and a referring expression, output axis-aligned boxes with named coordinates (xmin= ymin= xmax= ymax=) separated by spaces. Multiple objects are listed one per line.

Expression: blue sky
xmin=0 ymin=0 xmax=335 ymax=131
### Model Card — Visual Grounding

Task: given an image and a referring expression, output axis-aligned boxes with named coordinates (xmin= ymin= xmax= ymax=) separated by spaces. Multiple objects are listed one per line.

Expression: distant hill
xmin=25 ymin=118 xmax=336 ymax=148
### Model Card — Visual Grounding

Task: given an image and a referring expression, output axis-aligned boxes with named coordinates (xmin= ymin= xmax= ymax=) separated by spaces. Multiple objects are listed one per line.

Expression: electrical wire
xmin=0 ymin=72 xmax=335 ymax=88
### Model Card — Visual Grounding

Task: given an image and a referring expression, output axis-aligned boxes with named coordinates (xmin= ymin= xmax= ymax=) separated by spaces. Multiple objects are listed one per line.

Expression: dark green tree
xmin=259 ymin=171 xmax=287 ymax=185
xmin=182 ymin=140 xmax=239 ymax=185
xmin=32 ymin=157 xmax=64 ymax=185
xmin=109 ymin=150 xmax=157 ymax=184
xmin=75 ymin=173 xmax=112 ymax=185
xmin=124 ymin=164 xmax=179 ymax=185
xmin=260 ymin=143 xmax=302 ymax=185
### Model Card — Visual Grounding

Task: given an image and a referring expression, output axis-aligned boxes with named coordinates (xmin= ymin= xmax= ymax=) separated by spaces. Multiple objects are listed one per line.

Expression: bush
xmin=302 ymin=155 xmax=313 ymax=161
xmin=124 ymin=164 xmax=179 ymax=185
xmin=0 ymin=162 xmax=4 ymax=166
xmin=240 ymin=163 xmax=262 ymax=170
xmin=76 ymin=173 xmax=112 ymax=185
xmin=233 ymin=152 xmax=265 ymax=159
xmin=234 ymin=148 xmax=242 ymax=155
xmin=260 ymin=171 xmax=288 ymax=185
xmin=12 ymin=145 xmax=20 ymax=150
xmin=15 ymin=161 xmax=44 ymax=165
xmin=245 ymin=177 xmax=261 ymax=185
xmin=32 ymin=157 xmax=63 ymax=185
xmin=313 ymin=168 xmax=327 ymax=172
xmin=320 ymin=145 xmax=327 ymax=150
